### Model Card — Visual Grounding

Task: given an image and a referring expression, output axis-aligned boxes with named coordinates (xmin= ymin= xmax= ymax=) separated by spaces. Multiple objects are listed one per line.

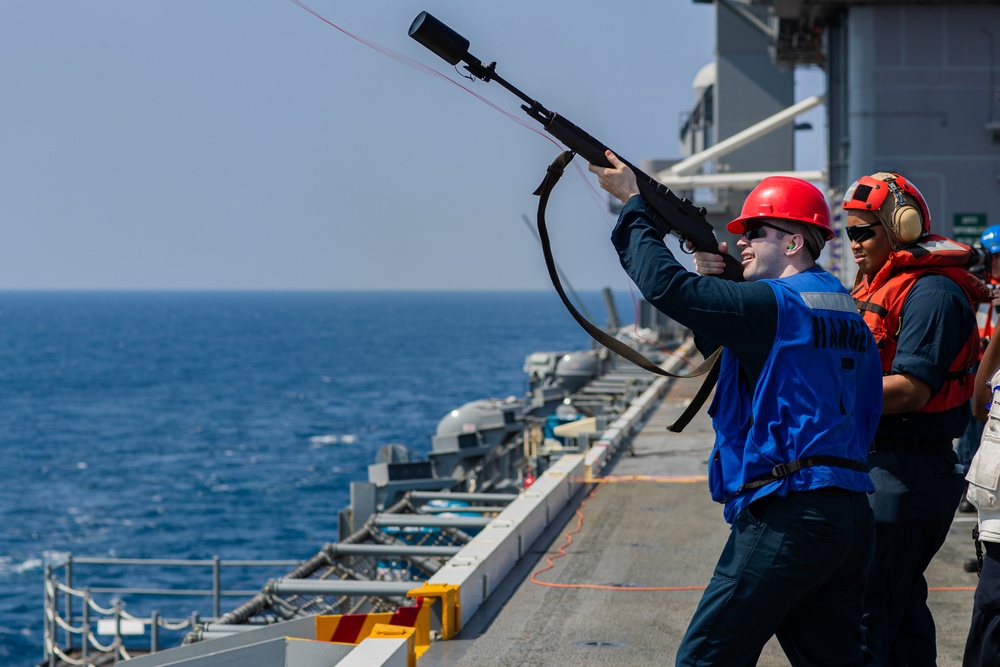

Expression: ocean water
xmin=0 ymin=290 xmax=616 ymax=666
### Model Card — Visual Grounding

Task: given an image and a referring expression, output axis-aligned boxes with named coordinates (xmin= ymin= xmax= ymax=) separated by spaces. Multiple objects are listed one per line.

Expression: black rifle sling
xmin=532 ymin=150 xmax=721 ymax=432
xmin=668 ymin=350 xmax=721 ymax=433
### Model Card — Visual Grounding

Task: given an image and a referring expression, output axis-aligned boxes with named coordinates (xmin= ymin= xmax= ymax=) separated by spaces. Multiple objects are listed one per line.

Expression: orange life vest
xmin=978 ymin=276 xmax=1000 ymax=357
xmin=851 ymin=235 xmax=992 ymax=413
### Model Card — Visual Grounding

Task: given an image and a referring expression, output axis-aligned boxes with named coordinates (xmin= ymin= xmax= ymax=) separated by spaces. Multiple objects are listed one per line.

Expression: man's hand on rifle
xmin=691 ymin=242 xmax=729 ymax=276
xmin=588 ymin=150 xmax=639 ymax=205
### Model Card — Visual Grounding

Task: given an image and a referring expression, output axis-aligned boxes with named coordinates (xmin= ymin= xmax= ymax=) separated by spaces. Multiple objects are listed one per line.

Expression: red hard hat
xmin=726 ymin=176 xmax=834 ymax=240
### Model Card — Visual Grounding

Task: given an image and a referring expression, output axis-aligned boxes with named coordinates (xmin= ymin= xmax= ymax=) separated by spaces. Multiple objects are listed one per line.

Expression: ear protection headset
xmin=883 ymin=177 xmax=923 ymax=244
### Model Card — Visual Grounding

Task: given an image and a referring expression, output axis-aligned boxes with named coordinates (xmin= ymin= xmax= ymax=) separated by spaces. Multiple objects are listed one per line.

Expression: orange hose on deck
xmin=531 ymin=476 xmax=977 ymax=595
xmin=530 ymin=477 xmax=706 ymax=592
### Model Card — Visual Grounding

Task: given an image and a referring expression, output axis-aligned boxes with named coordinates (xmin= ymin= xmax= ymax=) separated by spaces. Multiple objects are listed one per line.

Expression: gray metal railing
xmin=43 ymin=554 xmax=301 ymax=667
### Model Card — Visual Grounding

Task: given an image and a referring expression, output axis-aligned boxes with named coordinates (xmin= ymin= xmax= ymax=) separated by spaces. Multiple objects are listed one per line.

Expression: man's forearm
xmin=881 ymin=373 xmax=933 ymax=414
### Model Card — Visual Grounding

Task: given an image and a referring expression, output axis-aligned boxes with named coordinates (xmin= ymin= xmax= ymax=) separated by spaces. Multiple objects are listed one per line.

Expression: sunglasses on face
xmin=844 ymin=223 xmax=879 ymax=243
xmin=742 ymin=220 xmax=795 ymax=241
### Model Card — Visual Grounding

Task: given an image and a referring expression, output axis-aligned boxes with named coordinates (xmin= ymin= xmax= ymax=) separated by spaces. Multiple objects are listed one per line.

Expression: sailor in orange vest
xmin=843 ymin=172 xmax=992 ymax=666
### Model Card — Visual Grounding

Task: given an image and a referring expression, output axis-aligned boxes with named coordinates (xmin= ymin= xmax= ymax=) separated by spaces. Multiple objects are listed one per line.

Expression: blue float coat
xmin=612 ymin=197 xmax=881 ymax=523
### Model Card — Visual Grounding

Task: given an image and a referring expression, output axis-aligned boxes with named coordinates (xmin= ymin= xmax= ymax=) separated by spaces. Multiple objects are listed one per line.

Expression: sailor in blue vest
xmin=590 ymin=151 xmax=882 ymax=667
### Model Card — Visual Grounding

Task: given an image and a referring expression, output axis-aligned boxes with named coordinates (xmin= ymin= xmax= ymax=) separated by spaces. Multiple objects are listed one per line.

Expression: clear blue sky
xmin=0 ymin=1 xmax=824 ymax=291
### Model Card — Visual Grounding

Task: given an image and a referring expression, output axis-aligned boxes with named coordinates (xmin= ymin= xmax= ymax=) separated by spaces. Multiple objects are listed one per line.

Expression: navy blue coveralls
xmin=861 ymin=275 xmax=973 ymax=667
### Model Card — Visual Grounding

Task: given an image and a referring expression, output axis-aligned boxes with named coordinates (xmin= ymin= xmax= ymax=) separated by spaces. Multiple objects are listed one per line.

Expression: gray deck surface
xmin=419 ymin=376 xmax=980 ymax=666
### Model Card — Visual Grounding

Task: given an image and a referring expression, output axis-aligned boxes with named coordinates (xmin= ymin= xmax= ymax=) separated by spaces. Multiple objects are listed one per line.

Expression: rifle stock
xmin=410 ymin=11 xmax=744 ymax=282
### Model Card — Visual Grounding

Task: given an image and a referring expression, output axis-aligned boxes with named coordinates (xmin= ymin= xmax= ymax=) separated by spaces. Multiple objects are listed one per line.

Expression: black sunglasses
xmin=742 ymin=220 xmax=795 ymax=241
xmin=845 ymin=223 xmax=879 ymax=243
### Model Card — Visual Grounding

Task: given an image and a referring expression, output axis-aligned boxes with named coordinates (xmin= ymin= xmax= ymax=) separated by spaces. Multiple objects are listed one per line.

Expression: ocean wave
xmin=308 ymin=434 xmax=358 ymax=448
xmin=0 ymin=550 xmax=70 ymax=578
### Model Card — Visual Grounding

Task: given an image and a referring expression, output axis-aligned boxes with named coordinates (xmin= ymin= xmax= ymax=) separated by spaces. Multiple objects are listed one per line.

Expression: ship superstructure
xmin=664 ymin=0 xmax=1000 ymax=282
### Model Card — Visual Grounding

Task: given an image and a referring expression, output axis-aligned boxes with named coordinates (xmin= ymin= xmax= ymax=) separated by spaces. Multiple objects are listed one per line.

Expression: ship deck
xmin=419 ymin=377 xmax=980 ymax=666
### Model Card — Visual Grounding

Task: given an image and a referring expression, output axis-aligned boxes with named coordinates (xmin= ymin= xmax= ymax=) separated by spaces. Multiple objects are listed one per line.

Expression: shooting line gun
xmin=408 ymin=11 xmax=744 ymax=282
xmin=408 ymin=12 xmax=733 ymax=430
